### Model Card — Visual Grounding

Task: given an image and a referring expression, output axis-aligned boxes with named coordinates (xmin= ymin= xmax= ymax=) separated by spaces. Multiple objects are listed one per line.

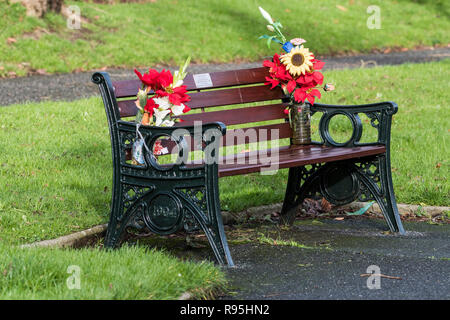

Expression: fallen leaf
xmin=436 ymin=163 xmax=441 ymax=168
xmin=336 ymin=5 xmax=348 ymax=11
xmin=7 ymin=37 xmax=16 ymax=44
xmin=321 ymin=198 xmax=332 ymax=212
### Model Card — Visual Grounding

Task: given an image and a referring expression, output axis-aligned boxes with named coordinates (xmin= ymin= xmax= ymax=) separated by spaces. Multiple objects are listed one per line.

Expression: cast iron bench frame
xmin=92 ymin=67 xmax=405 ymax=267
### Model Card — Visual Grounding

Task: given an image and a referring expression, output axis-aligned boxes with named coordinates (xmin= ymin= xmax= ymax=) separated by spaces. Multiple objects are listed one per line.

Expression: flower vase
xmin=289 ymin=103 xmax=311 ymax=145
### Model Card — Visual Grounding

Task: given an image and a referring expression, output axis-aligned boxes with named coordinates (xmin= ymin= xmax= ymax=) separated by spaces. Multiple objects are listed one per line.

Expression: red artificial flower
xmin=134 ymin=68 xmax=159 ymax=88
xmin=296 ymin=71 xmax=324 ymax=87
xmin=157 ymin=69 xmax=173 ymax=89
xmin=262 ymin=51 xmax=328 ymax=108
xmin=293 ymin=87 xmax=322 ymax=105
xmin=144 ymin=98 xmax=158 ymax=116
xmin=264 ymin=76 xmax=280 ymax=89
xmin=155 ymin=86 xmax=191 ymax=106
xmin=169 ymin=85 xmax=191 ymax=105
xmin=183 ymin=104 xmax=191 ymax=113
xmin=264 ymin=53 xmax=292 ymax=82
xmin=286 ymin=79 xmax=297 ymax=93
xmin=312 ymin=59 xmax=325 ymax=70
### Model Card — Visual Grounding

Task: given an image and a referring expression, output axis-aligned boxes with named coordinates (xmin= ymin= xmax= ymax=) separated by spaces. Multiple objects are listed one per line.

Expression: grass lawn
xmin=0 ymin=243 xmax=226 ymax=299
xmin=1 ymin=0 xmax=449 ymax=76
xmin=0 ymin=60 xmax=448 ymax=247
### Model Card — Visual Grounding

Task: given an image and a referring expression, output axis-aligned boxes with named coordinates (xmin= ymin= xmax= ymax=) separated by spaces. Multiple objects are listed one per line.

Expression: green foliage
xmin=0 ymin=243 xmax=226 ymax=299
xmin=0 ymin=0 xmax=449 ymax=76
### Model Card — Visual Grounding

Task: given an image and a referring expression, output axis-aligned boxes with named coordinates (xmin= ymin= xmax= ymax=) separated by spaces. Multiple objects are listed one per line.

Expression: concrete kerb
xmin=20 ymin=224 xmax=108 ymax=249
xmin=19 ymin=202 xmax=448 ymax=249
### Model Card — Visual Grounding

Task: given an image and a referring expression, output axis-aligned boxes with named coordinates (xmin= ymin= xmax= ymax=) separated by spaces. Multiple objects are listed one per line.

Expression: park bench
xmin=92 ymin=67 xmax=405 ymax=267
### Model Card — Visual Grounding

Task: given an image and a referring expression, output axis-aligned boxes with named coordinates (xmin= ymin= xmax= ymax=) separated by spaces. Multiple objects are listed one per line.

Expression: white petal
xmin=171 ymin=104 xmax=185 ymax=116
xmin=161 ymin=120 xmax=175 ymax=127
xmin=258 ymin=7 xmax=274 ymax=24
xmin=153 ymin=97 xmax=171 ymax=110
xmin=174 ymin=79 xmax=183 ymax=88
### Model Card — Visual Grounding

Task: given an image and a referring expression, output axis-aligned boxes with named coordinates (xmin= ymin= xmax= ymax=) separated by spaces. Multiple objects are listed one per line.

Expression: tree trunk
xmin=11 ymin=0 xmax=64 ymax=17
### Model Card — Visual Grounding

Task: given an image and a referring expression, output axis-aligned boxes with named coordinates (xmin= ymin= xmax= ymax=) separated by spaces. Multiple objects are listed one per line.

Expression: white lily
xmin=172 ymin=56 xmax=191 ymax=88
xmin=161 ymin=119 xmax=175 ymax=127
xmin=153 ymin=96 xmax=171 ymax=110
xmin=171 ymin=103 xmax=185 ymax=116
xmin=153 ymin=108 xmax=171 ymax=126
xmin=174 ymin=79 xmax=184 ymax=88
xmin=259 ymin=6 xmax=274 ymax=24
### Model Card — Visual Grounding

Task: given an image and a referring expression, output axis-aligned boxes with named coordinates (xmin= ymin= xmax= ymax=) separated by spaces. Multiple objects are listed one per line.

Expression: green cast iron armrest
xmin=116 ymin=119 xmax=227 ymax=172
xmin=309 ymin=101 xmax=398 ymax=147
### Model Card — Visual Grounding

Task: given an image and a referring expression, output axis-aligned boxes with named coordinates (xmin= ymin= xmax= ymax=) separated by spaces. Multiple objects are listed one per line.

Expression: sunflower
xmin=280 ymin=46 xmax=314 ymax=77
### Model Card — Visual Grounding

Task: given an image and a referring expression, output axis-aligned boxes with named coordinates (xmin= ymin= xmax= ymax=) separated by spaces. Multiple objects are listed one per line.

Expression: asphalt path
xmin=0 ymin=47 xmax=449 ymax=106
xmin=213 ymin=218 xmax=450 ymax=300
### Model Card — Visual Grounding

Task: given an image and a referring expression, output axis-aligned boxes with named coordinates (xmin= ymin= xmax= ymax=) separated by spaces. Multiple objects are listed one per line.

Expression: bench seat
xmin=218 ymin=144 xmax=386 ymax=177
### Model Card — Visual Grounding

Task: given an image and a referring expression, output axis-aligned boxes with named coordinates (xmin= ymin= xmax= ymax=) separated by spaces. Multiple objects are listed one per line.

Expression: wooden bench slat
xmin=218 ymin=145 xmax=386 ymax=177
xmin=179 ymin=103 xmax=287 ymax=126
xmin=117 ymin=85 xmax=284 ymax=118
xmin=223 ymin=123 xmax=291 ymax=146
xmin=112 ymin=67 xmax=269 ymax=98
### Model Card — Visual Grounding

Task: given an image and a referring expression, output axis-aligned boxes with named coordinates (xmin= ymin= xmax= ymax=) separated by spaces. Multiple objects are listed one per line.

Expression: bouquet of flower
xmin=133 ymin=57 xmax=192 ymax=127
xmin=258 ymin=7 xmax=334 ymax=112
xmin=131 ymin=57 xmax=191 ymax=165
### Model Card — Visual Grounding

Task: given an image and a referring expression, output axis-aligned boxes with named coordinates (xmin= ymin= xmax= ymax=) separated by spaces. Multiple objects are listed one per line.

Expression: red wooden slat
xmin=179 ymin=103 xmax=287 ymax=126
xmin=112 ymin=67 xmax=269 ymax=98
xmin=223 ymin=123 xmax=291 ymax=147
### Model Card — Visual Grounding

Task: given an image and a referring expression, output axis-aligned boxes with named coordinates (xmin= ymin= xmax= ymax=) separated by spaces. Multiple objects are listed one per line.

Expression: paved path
xmin=213 ymin=218 xmax=449 ymax=300
xmin=0 ymin=47 xmax=449 ymax=107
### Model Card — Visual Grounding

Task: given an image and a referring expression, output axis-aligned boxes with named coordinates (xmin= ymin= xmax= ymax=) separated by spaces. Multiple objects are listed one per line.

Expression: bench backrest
xmin=111 ymin=67 xmax=291 ymax=148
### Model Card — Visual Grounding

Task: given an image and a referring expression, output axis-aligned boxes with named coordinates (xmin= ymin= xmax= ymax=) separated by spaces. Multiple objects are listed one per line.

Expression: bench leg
xmin=279 ymin=158 xmax=405 ymax=234
xmin=355 ymin=156 xmax=405 ymax=234
xmin=176 ymin=185 xmax=234 ymax=267
xmin=280 ymin=167 xmax=302 ymax=225
xmin=103 ymin=182 xmax=126 ymax=248
xmin=103 ymin=181 xmax=234 ymax=266
xmin=280 ymin=164 xmax=324 ymax=225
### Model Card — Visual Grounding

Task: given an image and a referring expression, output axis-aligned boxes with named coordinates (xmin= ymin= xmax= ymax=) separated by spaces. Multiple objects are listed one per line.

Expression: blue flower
xmin=282 ymin=41 xmax=294 ymax=53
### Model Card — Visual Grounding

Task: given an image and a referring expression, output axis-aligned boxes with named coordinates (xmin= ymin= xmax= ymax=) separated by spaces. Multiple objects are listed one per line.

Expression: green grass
xmin=0 ymin=60 xmax=448 ymax=246
xmin=1 ymin=0 xmax=449 ymax=76
xmin=0 ymin=243 xmax=226 ymax=299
